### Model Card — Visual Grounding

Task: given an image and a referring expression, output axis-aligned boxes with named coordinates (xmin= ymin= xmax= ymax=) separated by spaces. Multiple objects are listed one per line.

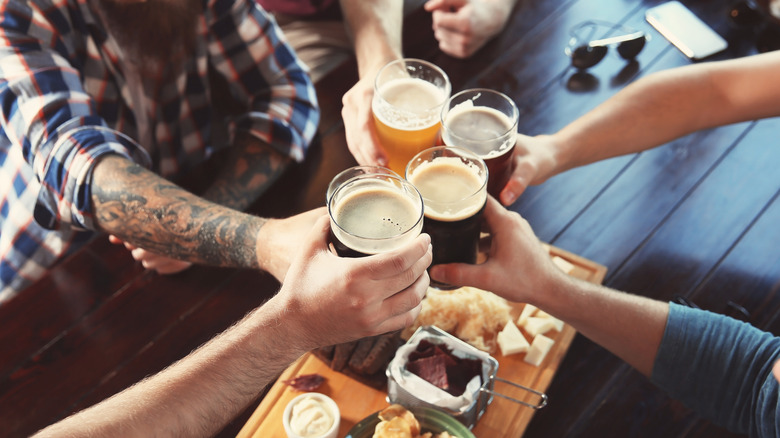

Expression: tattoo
xmin=201 ymin=133 xmax=291 ymax=211
xmin=92 ymin=155 xmax=265 ymax=268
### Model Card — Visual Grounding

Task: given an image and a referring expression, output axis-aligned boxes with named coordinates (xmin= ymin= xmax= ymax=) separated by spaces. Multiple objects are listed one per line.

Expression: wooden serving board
xmin=237 ymin=245 xmax=606 ymax=438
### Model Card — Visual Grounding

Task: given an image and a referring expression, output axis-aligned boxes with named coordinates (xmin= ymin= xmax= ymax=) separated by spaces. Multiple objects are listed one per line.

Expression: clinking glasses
xmin=565 ymin=20 xmax=648 ymax=70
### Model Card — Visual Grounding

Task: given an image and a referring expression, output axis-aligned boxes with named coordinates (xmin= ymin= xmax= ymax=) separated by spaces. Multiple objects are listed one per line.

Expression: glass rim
xmin=326 ymin=165 xmax=400 ymax=204
xmin=328 ymin=173 xmax=425 ymax=242
xmin=441 ymin=88 xmax=520 ymax=142
xmin=373 ymin=58 xmax=452 ymax=113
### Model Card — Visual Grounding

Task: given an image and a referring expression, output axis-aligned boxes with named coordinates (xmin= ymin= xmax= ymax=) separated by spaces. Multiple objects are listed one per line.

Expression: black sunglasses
xmin=565 ymin=20 xmax=648 ymax=70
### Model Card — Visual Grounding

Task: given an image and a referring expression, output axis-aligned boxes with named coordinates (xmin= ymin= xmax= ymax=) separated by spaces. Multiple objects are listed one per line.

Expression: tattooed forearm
xmin=92 ymin=155 xmax=265 ymax=268
xmin=200 ymin=133 xmax=291 ymax=211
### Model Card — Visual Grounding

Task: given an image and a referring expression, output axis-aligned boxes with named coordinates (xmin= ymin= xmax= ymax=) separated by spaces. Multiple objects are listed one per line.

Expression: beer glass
xmin=372 ymin=58 xmax=451 ymax=176
xmin=326 ymin=165 xmax=400 ymax=204
xmin=440 ymin=88 xmax=519 ymax=199
xmin=405 ymin=146 xmax=488 ymax=289
xmin=328 ymin=172 xmax=424 ymax=257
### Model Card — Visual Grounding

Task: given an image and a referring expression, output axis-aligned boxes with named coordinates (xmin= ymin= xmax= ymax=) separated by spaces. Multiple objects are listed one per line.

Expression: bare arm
xmin=93 ymin=155 xmax=264 ymax=268
xmin=340 ymin=0 xmax=403 ymax=78
xmin=502 ymin=51 xmax=780 ymax=205
xmin=33 ymin=216 xmax=432 ymax=437
xmin=430 ymin=197 xmax=667 ymax=376
xmin=340 ymin=0 xmax=404 ymax=167
xmin=93 ymin=154 xmax=321 ymax=280
xmin=552 ymin=50 xmax=780 ymax=173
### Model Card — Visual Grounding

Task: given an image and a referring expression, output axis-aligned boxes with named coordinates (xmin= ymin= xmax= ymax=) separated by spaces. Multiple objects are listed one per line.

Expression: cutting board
xmin=237 ymin=244 xmax=606 ymax=438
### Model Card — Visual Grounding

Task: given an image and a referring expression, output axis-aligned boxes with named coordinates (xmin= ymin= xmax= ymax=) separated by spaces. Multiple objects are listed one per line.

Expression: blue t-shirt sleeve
xmin=651 ymin=302 xmax=780 ymax=438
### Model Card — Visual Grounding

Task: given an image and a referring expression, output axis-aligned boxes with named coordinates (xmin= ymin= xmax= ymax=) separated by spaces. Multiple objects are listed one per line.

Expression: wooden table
xmin=2 ymin=1 xmax=780 ymax=437
xmin=237 ymin=246 xmax=606 ymax=438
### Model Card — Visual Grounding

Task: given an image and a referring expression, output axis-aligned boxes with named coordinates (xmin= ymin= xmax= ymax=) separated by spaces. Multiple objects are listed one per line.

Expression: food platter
xmin=237 ymin=244 xmax=607 ymax=438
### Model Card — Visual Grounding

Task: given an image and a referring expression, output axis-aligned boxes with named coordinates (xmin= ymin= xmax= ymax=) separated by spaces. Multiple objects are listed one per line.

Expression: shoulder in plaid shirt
xmin=0 ymin=0 xmax=320 ymax=302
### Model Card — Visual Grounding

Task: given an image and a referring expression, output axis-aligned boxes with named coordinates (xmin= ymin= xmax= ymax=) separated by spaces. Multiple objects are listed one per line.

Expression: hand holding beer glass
xmin=372 ymin=58 xmax=451 ymax=176
xmin=328 ymin=172 xmax=425 ymax=257
xmin=406 ymin=146 xmax=488 ymax=289
xmin=440 ymin=88 xmax=519 ymax=199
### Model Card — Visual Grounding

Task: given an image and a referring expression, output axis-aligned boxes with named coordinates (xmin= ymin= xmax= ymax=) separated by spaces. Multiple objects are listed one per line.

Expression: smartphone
xmin=645 ymin=1 xmax=728 ymax=60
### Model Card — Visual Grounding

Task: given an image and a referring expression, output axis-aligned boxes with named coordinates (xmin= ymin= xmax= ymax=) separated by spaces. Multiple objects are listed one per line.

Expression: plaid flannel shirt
xmin=0 ymin=0 xmax=320 ymax=302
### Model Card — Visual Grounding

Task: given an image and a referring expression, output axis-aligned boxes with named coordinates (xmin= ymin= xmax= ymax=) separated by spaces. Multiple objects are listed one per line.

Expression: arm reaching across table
xmin=32 ymin=216 xmax=432 ymax=438
xmin=430 ymin=197 xmax=780 ymax=436
xmin=500 ymin=50 xmax=780 ymax=205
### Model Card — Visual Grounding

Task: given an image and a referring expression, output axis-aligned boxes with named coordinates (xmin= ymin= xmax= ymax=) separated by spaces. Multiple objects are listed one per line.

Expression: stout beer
xmin=406 ymin=147 xmax=487 ymax=288
xmin=328 ymin=174 xmax=424 ymax=257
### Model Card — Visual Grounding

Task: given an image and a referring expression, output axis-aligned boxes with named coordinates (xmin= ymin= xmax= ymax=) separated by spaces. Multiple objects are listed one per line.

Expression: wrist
xmin=255 ymin=218 xmax=286 ymax=281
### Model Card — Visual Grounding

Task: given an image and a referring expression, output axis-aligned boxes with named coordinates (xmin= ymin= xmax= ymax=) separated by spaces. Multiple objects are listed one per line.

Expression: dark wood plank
xmin=0 ymin=239 xmax=143 ymax=379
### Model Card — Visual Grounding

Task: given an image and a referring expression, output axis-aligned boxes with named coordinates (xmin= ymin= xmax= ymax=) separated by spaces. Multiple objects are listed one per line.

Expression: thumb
xmin=429 ymin=261 xmax=484 ymax=288
xmin=301 ymin=214 xmax=332 ymax=258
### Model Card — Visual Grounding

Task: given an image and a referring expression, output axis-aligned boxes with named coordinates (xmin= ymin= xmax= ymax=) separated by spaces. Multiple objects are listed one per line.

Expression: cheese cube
xmin=517 ymin=304 xmax=538 ymax=326
xmin=551 ymin=256 xmax=576 ymax=274
xmin=496 ymin=321 xmax=530 ymax=356
xmin=534 ymin=310 xmax=564 ymax=332
xmin=524 ymin=334 xmax=555 ymax=366
xmin=523 ymin=316 xmax=556 ymax=337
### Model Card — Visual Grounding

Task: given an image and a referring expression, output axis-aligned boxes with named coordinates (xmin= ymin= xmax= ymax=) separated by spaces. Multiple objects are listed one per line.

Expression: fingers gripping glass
xmin=565 ymin=20 xmax=648 ymax=70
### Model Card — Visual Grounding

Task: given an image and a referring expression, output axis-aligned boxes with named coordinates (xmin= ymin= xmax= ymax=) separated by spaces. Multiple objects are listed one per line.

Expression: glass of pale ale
xmin=440 ymin=88 xmax=519 ymax=199
xmin=372 ymin=58 xmax=451 ymax=176
xmin=405 ymin=146 xmax=488 ymax=289
xmin=328 ymin=172 xmax=424 ymax=257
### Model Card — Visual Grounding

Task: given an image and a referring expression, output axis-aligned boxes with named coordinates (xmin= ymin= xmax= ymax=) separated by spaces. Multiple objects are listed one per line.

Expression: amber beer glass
xmin=328 ymin=173 xmax=424 ymax=258
xmin=372 ymin=58 xmax=451 ymax=176
xmin=406 ymin=146 xmax=488 ymax=289
xmin=440 ymin=88 xmax=519 ymax=198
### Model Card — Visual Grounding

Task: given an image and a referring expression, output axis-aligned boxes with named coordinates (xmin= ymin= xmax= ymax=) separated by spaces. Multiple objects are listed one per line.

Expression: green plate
xmin=345 ymin=406 xmax=475 ymax=438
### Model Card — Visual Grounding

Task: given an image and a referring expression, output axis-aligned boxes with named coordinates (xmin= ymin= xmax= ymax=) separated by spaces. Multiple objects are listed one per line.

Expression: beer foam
xmin=443 ymin=104 xmax=515 ymax=157
xmin=374 ymin=77 xmax=446 ymax=130
xmin=331 ymin=183 xmax=423 ymax=254
xmin=408 ymin=157 xmax=486 ymax=221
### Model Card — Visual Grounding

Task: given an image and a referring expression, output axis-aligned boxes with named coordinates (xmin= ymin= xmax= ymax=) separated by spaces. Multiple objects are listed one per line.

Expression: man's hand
xmin=424 ymin=0 xmax=516 ymax=58
xmin=255 ymin=207 xmax=329 ymax=282
xmin=498 ymin=133 xmax=559 ymax=205
xmin=342 ymin=75 xmax=388 ymax=167
xmin=276 ymin=214 xmax=433 ymax=350
xmin=429 ymin=196 xmax=562 ymax=302
xmin=108 ymin=235 xmax=193 ymax=274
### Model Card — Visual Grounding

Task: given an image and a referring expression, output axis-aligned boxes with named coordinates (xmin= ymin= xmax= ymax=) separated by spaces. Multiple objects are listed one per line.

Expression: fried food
xmin=402 ymin=286 xmax=512 ymax=353
xmin=372 ymin=404 xmax=456 ymax=438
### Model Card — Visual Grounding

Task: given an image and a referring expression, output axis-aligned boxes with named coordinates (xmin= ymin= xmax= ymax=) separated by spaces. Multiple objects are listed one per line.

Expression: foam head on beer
xmin=328 ymin=174 xmax=424 ymax=257
xmin=406 ymin=149 xmax=487 ymax=221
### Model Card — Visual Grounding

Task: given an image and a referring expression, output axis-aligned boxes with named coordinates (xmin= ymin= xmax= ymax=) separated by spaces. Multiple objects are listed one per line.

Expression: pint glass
xmin=405 ymin=146 xmax=488 ymax=289
xmin=440 ymin=88 xmax=519 ymax=198
xmin=328 ymin=173 xmax=424 ymax=257
xmin=373 ymin=58 xmax=451 ymax=176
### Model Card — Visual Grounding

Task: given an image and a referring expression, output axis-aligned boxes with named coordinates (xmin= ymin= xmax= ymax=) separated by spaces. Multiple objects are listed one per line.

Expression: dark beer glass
xmin=440 ymin=88 xmax=519 ymax=199
xmin=328 ymin=173 xmax=424 ymax=257
xmin=405 ymin=146 xmax=488 ymax=289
